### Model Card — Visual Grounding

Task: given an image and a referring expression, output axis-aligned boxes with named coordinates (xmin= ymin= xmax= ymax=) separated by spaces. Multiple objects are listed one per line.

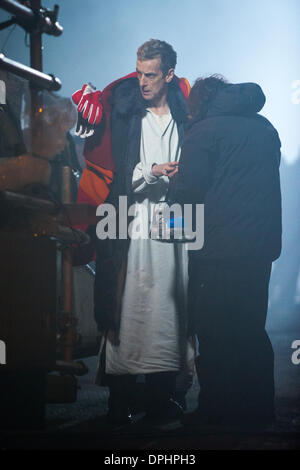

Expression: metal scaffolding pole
xmin=0 ymin=54 xmax=61 ymax=90
xmin=0 ymin=0 xmax=63 ymax=36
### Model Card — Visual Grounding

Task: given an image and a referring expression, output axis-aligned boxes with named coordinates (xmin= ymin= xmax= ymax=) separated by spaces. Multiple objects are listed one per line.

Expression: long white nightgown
xmin=105 ymin=109 xmax=189 ymax=375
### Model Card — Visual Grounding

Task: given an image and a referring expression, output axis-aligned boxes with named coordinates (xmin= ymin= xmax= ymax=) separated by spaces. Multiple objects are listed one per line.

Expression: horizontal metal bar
xmin=0 ymin=53 xmax=61 ymax=90
xmin=0 ymin=17 xmax=16 ymax=30
xmin=0 ymin=0 xmax=63 ymax=36
xmin=0 ymin=189 xmax=60 ymax=214
xmin=55 ymin=225 xmax=90 ymax=245
xmin=0 ymin=190 xmax=90 ymax=245
xmin=0 ymin=0 xmax=35 ymax=21
xmin=54 ymin=360 xmax=89 ymax=376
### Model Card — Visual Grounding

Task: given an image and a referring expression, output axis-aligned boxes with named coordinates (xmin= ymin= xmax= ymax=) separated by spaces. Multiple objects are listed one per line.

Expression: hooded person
xmin=72 ymin=39 xmax=194 ymax=424
xmin=168 ymin=75 xmax=282 ymax=427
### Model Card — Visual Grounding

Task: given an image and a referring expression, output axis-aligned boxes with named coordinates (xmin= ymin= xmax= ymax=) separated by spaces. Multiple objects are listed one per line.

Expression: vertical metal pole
xmin=29 ymin=0 xmax=42 ymax=150
xmin=61 ymin=167 xmax=76 ymax=362
xmin=29 ymin=0 xmax=43 ymax=72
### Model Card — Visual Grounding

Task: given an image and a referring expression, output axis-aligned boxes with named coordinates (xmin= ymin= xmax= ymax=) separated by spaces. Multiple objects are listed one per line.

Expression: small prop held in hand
xmin=72 ymin=83 xmax=103 ymax=138
xmin=150 ymin=201 xmax=195 ymax=243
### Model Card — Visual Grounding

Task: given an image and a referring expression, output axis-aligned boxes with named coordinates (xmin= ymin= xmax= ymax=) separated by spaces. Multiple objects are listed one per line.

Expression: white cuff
xmin=143 ymin=163 xmax=159 ymax=185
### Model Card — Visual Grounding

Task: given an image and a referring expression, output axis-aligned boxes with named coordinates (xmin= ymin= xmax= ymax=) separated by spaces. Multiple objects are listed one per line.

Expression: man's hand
xmin=152 ymin=161 xmax=178 ymax=178
xmin=107 ymin=330 xmax=120 ymax=346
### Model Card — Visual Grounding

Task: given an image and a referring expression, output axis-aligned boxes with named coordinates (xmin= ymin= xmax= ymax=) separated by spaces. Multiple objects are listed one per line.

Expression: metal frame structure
xmin=0 ymin=0 xmax=62 ymax=92
xmin=0 ymin=2 xmax=89 ymax=374
xmin=0 ymin=53 xmax=61 ymax=90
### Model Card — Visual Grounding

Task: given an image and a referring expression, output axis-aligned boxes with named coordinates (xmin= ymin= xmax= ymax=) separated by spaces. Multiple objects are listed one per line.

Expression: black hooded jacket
xmin=169 ymin=82 xmax=282 ymax=261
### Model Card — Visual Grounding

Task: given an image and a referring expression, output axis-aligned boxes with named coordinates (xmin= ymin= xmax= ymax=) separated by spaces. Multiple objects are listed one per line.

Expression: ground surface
xmin=1 ymin=332 xmax=299 ymax=451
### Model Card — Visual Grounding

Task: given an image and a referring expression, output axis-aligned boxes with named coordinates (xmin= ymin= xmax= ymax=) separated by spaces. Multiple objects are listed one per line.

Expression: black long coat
xmin=169 ymin=82 xmax=282 ymax=262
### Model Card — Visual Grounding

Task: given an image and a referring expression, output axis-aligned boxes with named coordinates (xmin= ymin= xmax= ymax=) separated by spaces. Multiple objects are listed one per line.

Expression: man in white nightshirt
xmin=94 ymin=40 xmax=193 ymax=424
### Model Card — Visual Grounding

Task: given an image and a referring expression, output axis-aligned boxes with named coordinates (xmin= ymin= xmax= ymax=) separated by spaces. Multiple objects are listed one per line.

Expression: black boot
xmin=144 ymin=371 xmax=183 ymax=423
xmin=173 ymin=371 xmax=194 ymax=411
xmin=106 ymin=374 xmax=136 ymax=425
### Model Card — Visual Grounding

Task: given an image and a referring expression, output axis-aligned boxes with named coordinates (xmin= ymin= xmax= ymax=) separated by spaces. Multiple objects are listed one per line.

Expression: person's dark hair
xmin=188 ymin=74 xmax=228 ymax=119
xmin=137 ymin=39 xmax=177 ymax=76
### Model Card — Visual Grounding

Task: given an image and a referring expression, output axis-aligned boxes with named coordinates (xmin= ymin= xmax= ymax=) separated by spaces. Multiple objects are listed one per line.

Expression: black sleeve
xmin=168 ymin=124 xmax=216 ymax=205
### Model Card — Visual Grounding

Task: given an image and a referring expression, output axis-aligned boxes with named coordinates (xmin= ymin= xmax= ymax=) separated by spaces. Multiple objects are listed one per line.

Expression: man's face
xmin=136 ymin=57 xmax=174 ymax=103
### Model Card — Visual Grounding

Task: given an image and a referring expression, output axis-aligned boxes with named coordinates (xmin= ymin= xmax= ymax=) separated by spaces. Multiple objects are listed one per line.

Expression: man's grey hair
xmin=137 ymin=39 xmax=177 ymax=76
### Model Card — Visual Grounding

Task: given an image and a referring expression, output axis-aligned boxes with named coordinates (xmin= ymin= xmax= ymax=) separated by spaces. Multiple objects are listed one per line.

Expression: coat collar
xmin=111 ymin=76 xmax=189 ymax=124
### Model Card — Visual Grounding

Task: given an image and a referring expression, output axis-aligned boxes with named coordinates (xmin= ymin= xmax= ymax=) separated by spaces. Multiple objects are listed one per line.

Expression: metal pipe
xmin=0 ymin=0 xmax=35 ymax=21
xmin=30 ymin=0 xmax=42 ymax=150
xmin=61 ymin=166 xmax=72 ymax=206
xmin=0 ymin=190 xmax=90 ymax=244
xmin=30 ymin=0 xmax=42 ymax=72
xmin=61 ymin=166 xmax=77 ymax=363
xmin=0 ymin=190 xmax=60 ymax=214
xmin=0 ymin=53 xmax=61 ymax=90
xmin=55 ymin=225 xmax=89 ymax=245
xmin=0 ymin=17 xmax=16 ymax=30
xmin=0 ymin=0 xmax=63 ymax=36
xmin=54 ymin=360 xmax=89 ymax=377
xmin=62 ymin=166 xmax=73 ymax=316
xmin=0 ymin=191 xmax=99 ymax=226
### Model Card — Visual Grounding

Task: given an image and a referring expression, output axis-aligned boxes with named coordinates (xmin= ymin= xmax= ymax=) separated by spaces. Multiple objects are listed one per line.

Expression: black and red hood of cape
xmin=77 ymin=72 xmax=190 ymax=207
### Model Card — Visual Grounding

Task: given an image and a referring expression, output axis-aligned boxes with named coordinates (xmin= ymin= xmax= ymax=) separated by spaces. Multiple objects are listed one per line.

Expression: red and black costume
xmin=74 ymin=73 xmax=190 ymax=332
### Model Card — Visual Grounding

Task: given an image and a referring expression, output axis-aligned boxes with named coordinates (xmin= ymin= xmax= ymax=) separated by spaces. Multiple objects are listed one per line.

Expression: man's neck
xmin=147 ymin=92 xmax=170 ymax=116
